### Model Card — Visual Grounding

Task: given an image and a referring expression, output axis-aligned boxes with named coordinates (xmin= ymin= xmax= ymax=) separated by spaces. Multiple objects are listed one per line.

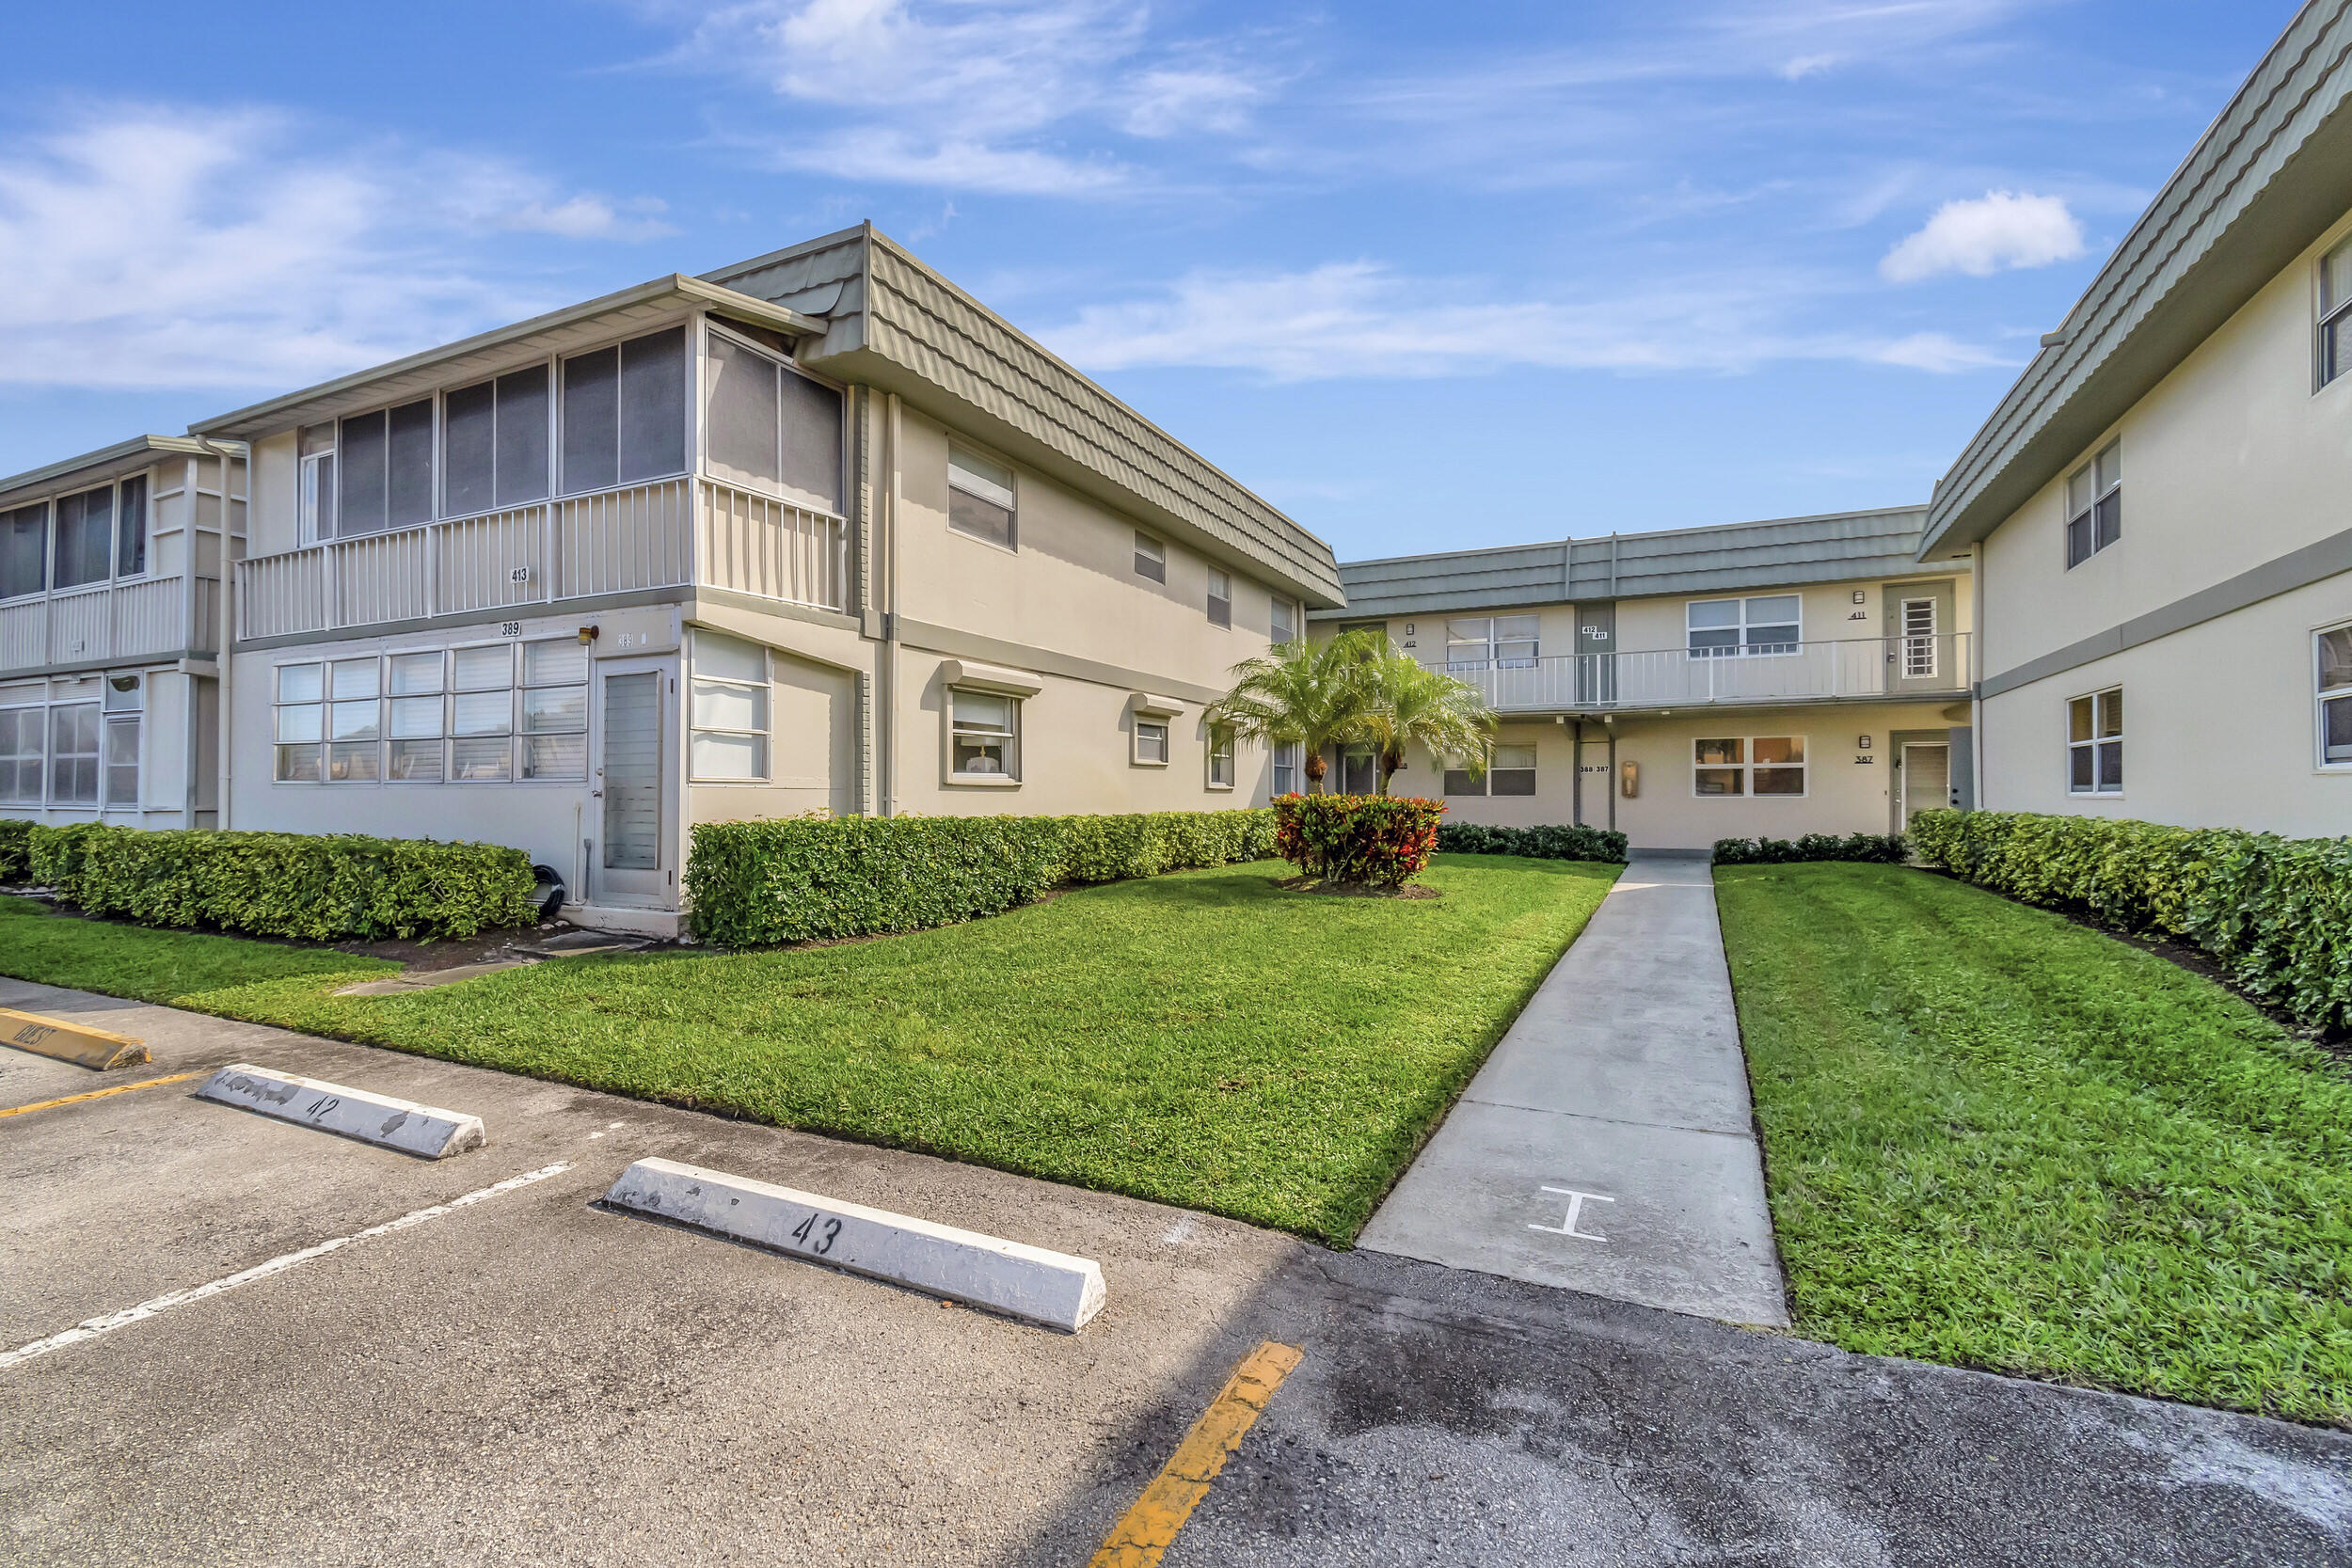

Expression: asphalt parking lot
xmin=3 ymin=976 xmax=2349 ymax=1567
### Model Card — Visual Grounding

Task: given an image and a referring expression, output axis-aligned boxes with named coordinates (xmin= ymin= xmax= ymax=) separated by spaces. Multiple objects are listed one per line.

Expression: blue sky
xmin=0 ymin=0 xmax=2300 ymax=561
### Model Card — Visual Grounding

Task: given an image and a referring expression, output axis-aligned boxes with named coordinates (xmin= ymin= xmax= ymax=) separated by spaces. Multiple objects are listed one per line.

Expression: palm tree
xmin=1203 ymin=631 xmax=1379 ymax=793
xmin=1349 ymin=642 xmax=1498 ymax=796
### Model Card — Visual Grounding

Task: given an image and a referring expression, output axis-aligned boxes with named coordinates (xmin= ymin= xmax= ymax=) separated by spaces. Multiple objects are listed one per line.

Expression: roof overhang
xmin=1920 ymin=4 xmax=2352 ymax=561
xmin=0 ymin=435 xmax=246 ymax=512
xmin=189 ymin=276 xmax=827 ymax=444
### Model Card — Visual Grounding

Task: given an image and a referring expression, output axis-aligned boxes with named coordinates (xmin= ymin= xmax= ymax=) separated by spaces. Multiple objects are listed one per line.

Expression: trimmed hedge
xmin=686 ymin=807 xmax=1277 ymax=948
xmin=28 ymin=823 xmax=535 ymax=942
xmin=1436 ymin=821 xmax=1629 ymax=863
xmin=1910 ymin=808 xmax=2352 ymax=1032
xmin=0 ymin=817 xmax=34 ymax=882
xmin=1273 ymin=794 xmax=1442 ymax=889
xmin=1711 ymin=832 xmax=1908 ymax=865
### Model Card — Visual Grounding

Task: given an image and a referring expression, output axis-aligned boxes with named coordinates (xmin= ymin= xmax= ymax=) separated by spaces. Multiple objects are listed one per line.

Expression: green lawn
xmin=0 ymin=855 xmax=1616 ymax=1244
xmin=1717 ymin=862 xmax=2352 ymax=1426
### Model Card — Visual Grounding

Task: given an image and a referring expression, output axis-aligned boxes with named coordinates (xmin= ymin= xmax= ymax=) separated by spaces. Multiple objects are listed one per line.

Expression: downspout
xmin=195 ymin=437 xmax=239 ymax=830
xmin=882 ymin=392 xmax=903 ymax=816
xmin=1969 ymin=540 xmax=1986 ymax=812
xmin=1604 ymin=715 xmax=1617 ymax=834
xmin=1570 ymin=717 xmax=1583 ymax=826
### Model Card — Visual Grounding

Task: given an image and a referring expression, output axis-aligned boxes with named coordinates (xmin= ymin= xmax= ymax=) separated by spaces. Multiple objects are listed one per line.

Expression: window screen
xmin=0 ymin=505 xmax=43 ymax=599
xmin=53 ymin=486 xmax=113 ymax=589
xmin=117 ymin=475 xmax=147 ymax=577
xmin=620 ymin=326 xmax=687 ymax=483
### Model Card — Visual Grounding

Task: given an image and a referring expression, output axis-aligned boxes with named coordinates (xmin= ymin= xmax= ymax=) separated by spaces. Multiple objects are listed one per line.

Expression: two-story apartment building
xmin=0 ymin=436 xmax=245 ymax=830
xmin=1921 ymin=0 xmax=2352 ymax=837
xmin=184 ymin=227 xmax=1342 ymax=933
xmin=1312 ymin=508 xmax=1975 ymax=851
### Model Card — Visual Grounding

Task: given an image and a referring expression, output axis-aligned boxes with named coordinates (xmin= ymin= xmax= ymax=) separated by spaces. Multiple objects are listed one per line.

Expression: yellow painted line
xmin=0 ymin=1006 xmax=149 ymax=1070
xmin=0 ymin=1071 xmax=203 ymax=1119
xmin=1088 ymin=1339 xmax=1303 ymax=1568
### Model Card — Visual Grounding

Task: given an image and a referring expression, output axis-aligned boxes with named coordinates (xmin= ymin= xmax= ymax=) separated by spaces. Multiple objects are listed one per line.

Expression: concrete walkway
xmin=1358 ymin=854 xmax=1789 ymax=1326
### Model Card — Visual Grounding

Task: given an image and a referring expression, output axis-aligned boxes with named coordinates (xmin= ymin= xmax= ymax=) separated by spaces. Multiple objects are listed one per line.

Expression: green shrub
xmin=1712 ymin=832 xmax=1908 ymax=865
xmin=27 ymin=823 xmax=534 ymax=941
xmin=1436 ymin=821 xmax=1629 ymax=863
xmin=685 ymin=808 xmax=1276 ymax=948
xmin=1274 ymin=795 xmax=1443 ymax=888
xmin=1049 ymin=808 xmax=1276 ymax=884
xmin=1909 ymin=808 xmax=2352 ymax=1031
xmin=0 ymin=817 xmax=36 ymax=881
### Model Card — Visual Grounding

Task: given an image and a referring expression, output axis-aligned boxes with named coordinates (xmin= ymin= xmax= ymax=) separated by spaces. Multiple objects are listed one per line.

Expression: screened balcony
xmin=230 ymin=308 xmax=850 ymax=641
xmin=1432 ymin=634 xmax=1973 ymax=712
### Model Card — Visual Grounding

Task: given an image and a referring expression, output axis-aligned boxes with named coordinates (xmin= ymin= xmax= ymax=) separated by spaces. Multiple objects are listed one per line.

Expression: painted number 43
xmin=791 ymin=1212 xmax=842 ymax=1256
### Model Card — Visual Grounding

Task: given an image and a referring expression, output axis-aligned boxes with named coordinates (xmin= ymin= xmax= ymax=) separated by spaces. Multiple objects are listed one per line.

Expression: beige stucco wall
xmin=1394 ymin=700 xmax=1965 ymax=849
xmin=1975 ymin=205 xmax=2352 ymax=833
xmin=1982 ymin=210 xmax=2352 ymax=676
xmin=889 ymin=407 xmax=1292 ymax=668
xmin=1979 ymin=574 xmax=2350 ymax=835
xmin=886 ymin=649 xmax=1273 ymax=816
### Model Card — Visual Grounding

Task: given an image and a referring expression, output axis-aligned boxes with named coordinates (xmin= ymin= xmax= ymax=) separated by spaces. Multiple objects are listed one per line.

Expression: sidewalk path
xmin=1358 ymin=855 xmax=1789 ymax=1326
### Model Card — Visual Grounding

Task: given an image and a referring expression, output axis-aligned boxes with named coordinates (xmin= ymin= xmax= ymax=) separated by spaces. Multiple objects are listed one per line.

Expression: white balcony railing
xmin=1435 ymin=634 xmax=1972 ymax=712
xmin=0 ymin=575 xmax=219 ymax=671
xmin=234 ymin=477 xmax=848 ymax=641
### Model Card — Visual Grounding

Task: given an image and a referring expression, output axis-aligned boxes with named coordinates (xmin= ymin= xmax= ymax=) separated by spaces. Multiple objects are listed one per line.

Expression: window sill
xmin=944 ymin=773 xmax=1022 ymax=788
xmin=946 ymin=525 xmax=1020 ymax=556
xmin=1131 ymin=759 xmax=1169 ymax=769
xmin=1205 ymin=783 xmax=1235 ymax=793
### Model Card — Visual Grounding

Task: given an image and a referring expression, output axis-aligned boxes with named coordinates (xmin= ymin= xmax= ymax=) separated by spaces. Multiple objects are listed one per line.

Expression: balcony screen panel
xmin=388 ymin=400 xmax=434 ymax=528
xmin=619 ymin=327 xmax=687 ymax=483
xmin=562 ymin=346 xmax=620 ymax=494
xmin=0 ymin=506 xmax=44 ymax=598
xmin=443 ymin=381 xmax=497 ymax=515
xmin=778 ymin=368 xmax=844 ymax=513
xmin=495 ymin=368 xmax=551 ymax=506
xmin=117 ymin=475 xmax=147 ymax=577
xmin=707 ymin=332 xmax=781 ymax=491
xmin=54 ymin=488 xmax=113 ymax=589
xmin=340 ymin=410 xmax=388 ymax=535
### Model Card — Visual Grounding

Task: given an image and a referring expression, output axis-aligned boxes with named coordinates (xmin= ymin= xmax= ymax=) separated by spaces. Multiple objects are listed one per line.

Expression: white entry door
xmin=593 ymin=658 xmax=673 ymax=907
xmin=1900 ymin=743 xmax=1950 ymax=829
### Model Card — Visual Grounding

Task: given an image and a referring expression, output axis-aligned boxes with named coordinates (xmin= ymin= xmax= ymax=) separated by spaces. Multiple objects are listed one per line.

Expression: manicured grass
xmin=1717 ymin=862 xmax=2352 ymax=1426
xmin=0 ymin=856 xmax=1616 ymax=1243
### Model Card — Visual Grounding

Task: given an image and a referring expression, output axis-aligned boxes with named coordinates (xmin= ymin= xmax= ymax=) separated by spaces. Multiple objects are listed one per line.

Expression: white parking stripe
xmin=0 ymin=1162 xmax=571 ymax=1372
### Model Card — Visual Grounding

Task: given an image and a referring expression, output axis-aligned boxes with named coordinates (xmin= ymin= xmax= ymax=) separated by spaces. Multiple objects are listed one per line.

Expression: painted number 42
xmin=791 ymin=1212 xmax=842 ymax=1256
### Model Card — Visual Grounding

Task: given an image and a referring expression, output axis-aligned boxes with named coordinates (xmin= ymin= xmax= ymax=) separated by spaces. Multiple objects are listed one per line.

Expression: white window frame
xmin=2316 ymin=623 xmax=2352 ymax=769
xmin=1134 ymin=531 xmax=1166 ymax=583
xmin=946 ymin=444 xmax=1018 ymax=551
xmin=1272 ymin=738 xmax=1301 ymax=797
xmin=1134 ymin=717 xmax=1170 ymax=768
xmin=2320 ymin=232 xmax=2352 ymax=391
xmin=1206 ymin=568 xmax=1232 ymax=629
xmin=686 ymin=632 xmax=771 ymax=784
xmin=448 ymin=641 xmax=518 ymax=784
xmin=272 ymin=658 xmax=327 ymax=784
xmin=49 ymin=702 xmax=101 ymax=808
xmin=1900 ymin=597 xmax=1938 ymax=678
xmin=1686 ymin=596 xmax=1802 ymax=659
xmin=2065 ymin=439 xmax=2122 ymax=569
xmin=945 ymin=686 xmax=1021 ymax=785
xmin=1271 ymin=595 xmax=1295 ymax=645
xmin=298 ymin=423 xmax=338 ymax=545
xmin=1206 ymin=724 xmax=1235 ymax=791
xmin=1692 ymin=735 xmax=1808 ymax=798
xmin=386 ymin=648 xmax=449 ymax=784
xmin=519 ymin=637 xmax=592 ymax=783
xmin=0 ymin=704 xmax=43 ymax=806
xmin=2067 ymin=687 xmax=2123 ymax=795
xmin=1444 ymin=741 xmax=1537 ymax=797
xmin=556 ymin=324 xmax=692 ymax=500
xmin=1445 ymin=614 xmax=1538 ymax=671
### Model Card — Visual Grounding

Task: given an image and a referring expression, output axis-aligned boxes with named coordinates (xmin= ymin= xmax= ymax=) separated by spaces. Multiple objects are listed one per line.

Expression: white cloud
xmin=0 ymin=103 xmax=667 ymax=391
xmin=667 ymin=0 xmax=1274 ymax=193
xmin=1879 ymin=189 xmax=2085 ymax=282
xmin=1041 ymin=261 xmax=2012 ymax=380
